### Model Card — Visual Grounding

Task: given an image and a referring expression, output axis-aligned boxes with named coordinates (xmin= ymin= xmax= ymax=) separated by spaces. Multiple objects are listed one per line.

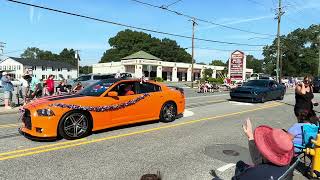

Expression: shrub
xmin=154 ymin=77 xmax=164 ymax=82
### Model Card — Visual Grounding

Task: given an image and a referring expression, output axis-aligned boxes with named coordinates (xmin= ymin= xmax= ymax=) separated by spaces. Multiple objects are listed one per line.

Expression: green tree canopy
xmin=20 ymin=47 xmax=77 ymax=66
xmin=246 ymin=55 xmax=263 ymax=73
xmin=210 ymin=60 xmax=226 ymax=66
xmin=79 ymin=66 xmax=92 ymax=74
xmin=263 ymin=24 xmax=320 ymax=77
xmin=100 ymin=29 xmax=192 ymax=63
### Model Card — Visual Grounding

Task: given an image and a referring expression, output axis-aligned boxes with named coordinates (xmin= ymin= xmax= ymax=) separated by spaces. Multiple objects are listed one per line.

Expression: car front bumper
xmin=230 ymin=92 xmax=262 ymax=102
xmin=19 ymin=108 xmax=60 ymax=139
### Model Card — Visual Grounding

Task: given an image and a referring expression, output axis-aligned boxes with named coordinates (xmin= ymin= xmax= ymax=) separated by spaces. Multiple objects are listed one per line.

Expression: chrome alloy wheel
xmin=63 ymin=113 xmax=88 ymax=138
xmin=163 ymin=104 xmax=175 ymax=121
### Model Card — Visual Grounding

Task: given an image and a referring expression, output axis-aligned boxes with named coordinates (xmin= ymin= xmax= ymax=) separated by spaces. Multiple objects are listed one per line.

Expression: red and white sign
xmin=228 ymin=50 xmax=246 ymax=82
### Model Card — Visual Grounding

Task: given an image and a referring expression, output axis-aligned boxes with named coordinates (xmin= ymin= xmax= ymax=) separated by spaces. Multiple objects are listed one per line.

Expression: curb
xmin=0 ymin=109 xmax=20 ymax=115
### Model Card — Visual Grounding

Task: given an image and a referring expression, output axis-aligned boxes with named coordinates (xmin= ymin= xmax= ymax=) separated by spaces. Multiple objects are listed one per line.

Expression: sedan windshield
xmin=243 ymin=80 xmax=268 ymax=87
xmin=78 ymin=79 xmax=117 ymax=96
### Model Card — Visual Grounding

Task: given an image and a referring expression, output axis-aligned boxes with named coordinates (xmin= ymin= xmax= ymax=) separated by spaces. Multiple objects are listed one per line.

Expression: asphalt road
xmin=0 ymin=89 xmax=312 ymax=180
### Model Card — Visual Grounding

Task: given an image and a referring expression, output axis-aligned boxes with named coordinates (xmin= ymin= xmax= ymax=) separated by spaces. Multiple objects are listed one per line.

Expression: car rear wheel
xmin=58 ymin=111 xmax=91 ymax=140
xmin=160 ymin=102 xmax=177 ymax=123
xmin=278 ymin=92 xmax=284 ymax=100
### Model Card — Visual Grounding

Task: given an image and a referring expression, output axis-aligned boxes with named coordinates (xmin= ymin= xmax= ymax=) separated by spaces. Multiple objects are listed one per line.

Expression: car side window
xmin=77 ymin=75 xmax=91 ymax=81
xmin=110 ymin=82 xmax=136 ymax=96
xmin=137 ymin=82 xmax=161 ymax=94
xmin=269 ymin=81 xmax=277 ymax=88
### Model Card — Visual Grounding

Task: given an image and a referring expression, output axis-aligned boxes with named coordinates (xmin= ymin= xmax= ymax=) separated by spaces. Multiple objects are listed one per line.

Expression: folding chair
xmin=278 ymin=157 xmax=301 ymax=180
xmin=294 ymin=124 xmax=319 ymax=165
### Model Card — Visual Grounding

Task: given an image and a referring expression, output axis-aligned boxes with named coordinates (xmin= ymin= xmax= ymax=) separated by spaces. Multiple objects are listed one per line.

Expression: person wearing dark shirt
xmin=57 ymin=81 xmax=69 ymax=95
xmin=295 ymin=76 xmax=318 ymax=121
xmin=231 ymin=119 xmax=294 ymax=180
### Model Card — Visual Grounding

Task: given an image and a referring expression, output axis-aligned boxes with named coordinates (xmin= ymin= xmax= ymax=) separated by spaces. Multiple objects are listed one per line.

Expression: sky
xmin=0 ymin=0 xmax=320 ymax=66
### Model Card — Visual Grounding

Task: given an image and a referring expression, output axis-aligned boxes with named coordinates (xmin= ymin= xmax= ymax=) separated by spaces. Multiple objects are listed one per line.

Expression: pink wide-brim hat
xmin=254 ymin=125 xmax=294 ymax=166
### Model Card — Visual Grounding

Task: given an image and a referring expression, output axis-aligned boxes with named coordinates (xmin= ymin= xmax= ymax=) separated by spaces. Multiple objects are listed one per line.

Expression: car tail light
xmin=169 ymin=86 xmax=184 ymax=96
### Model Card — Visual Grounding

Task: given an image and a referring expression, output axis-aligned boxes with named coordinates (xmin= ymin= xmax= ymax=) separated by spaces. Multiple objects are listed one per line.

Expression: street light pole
xmin=191 ymin=18 xmax=197 ymax=88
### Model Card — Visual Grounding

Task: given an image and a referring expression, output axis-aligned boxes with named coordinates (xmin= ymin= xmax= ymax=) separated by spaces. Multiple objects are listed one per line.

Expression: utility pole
xmin=275 ymin=0 xmax=284 ymax=83
xmin=318 ymin=35 xmax=320 ymax=77
xmin=75 ymin=50 xmax=80 ymax=77
xmin=0 ymin=42 xmax=6 ymax=55
xmin=190 ymin=18 xmax=197 ymax=88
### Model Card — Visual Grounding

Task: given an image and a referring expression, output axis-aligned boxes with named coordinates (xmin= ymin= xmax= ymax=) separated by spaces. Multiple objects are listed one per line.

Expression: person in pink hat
xmin=231 ymin=118 xmax=294 ymax=180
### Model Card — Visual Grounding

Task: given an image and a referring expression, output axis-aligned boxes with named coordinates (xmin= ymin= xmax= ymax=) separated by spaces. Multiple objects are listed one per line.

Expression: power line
xmin=161 ymin=0 xmax=183 ymax=8
xmin=187 ymin=47 xmax=263 ymax=52
xmin=130 ymin=0 xmax=276 ymax=37
xmin=245 ymin=0 xmax=266 ymax=7
xmin=2 ymin=49 xmax=25 ymax=55
xmin=7 ymin=0 xmax=266 ymax=47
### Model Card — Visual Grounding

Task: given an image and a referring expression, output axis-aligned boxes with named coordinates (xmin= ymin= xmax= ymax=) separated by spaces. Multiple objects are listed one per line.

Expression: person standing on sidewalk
xmin=45 ymin=75 xmax=55 ymax=96
xmin=1 ymin=72 xmax=14 ymax=109
xmin=29 ymin=75 xmax=42 ymax=99
xmin=19 ymin=74 xmax=30 ymax=105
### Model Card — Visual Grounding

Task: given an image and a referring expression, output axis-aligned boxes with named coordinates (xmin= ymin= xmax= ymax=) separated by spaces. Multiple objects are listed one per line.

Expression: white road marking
xmin=186 ymin=94 xmax=229 ymax=99
xmin=217 ymin=163 xmax=236 ymax=172
xmin=183 ymin=110 xmax=194 ymax=117
xmin=229 ymin=101 xmax=254 ymax=106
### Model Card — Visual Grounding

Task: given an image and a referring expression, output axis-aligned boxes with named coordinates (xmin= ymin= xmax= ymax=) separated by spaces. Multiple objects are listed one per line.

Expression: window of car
xmin=137 ymin=82 xmax=161 ymax=94
xmin=243 ymin=80 xmax=268 ymax=87
xmin=269 ymin=81 xmax=277 ymax=88
xmin=78 ymin=79 xmax=116 ymax=96
xmin=76 ymin=75 xmax=91 ymax=81
xmin=93 ymin=75 xmax=102 ymax=80
xmin=110 ymin=82 xmax=136 ymax=96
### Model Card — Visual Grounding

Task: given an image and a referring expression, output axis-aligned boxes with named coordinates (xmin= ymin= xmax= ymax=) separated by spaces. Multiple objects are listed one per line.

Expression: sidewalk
xmin=0 ymin=87 xmax=23 ymax=115
xmin=0 ymin=106 xmax=20 ymax=115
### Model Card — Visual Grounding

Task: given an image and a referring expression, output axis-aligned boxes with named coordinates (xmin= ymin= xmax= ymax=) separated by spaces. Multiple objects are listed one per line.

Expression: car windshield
xmin=78 ymin=79 xmax=117 ymax=96
xmin=243 ymin=80 xmax=268 ymax=87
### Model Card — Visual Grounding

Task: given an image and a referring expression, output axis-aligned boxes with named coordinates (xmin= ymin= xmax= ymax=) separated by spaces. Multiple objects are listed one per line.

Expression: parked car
xmin=230 ymin=79 xmax=286 ymax=103
xmin=19 ymin=78 xmax=185 ymax=140
xmin=313 ymin=77 xmax=320 ymax=93
xmin=73 ymin=73 xmax=133 ymax=88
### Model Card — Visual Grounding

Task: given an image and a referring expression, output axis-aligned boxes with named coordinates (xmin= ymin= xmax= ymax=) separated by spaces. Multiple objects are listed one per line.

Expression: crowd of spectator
xmin=0 ymin=71 xmax=84 ymax=107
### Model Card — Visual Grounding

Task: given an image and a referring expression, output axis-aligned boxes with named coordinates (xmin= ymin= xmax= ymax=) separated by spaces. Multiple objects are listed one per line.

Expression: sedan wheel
xmin=59 ymin=111 xmax=90 ymax=140
xmin=160 ymin=102 xmax=177 ymax=123
xmin=260 ymin=94 xmax=266 ymax=103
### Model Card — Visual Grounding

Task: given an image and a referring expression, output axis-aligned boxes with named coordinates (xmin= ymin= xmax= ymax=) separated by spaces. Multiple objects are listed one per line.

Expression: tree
xmin=20 ymin=47 xmax=77 ymax=65
xmin=21 ymin=47 xmax=42 ymax=59
xmin=79 ymin=66 xmax=92 ymax=74
xmin=59 ymin=48 xmax=77 ymax=66
xmin=100 ymin=29 xmax=192 ymax=63
xmin=263 ymin=24 xmax=320 ymax=76
xmin=198 ymin=62 xmax=206 ymax=65
xmin=246 ymin=55 xmax=263 ymax=73
xmin=202 ymin=68 xmax=213 ymax=79
xmin=210 ymin=60 xmax=226 ymax=66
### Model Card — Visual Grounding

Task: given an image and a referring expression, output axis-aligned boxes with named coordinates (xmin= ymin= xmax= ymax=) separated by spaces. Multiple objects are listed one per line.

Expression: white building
xmin=93 ymin=51 xmax=253 ymax=82
xmin=0 ymin=57 xmax=77 ymax=80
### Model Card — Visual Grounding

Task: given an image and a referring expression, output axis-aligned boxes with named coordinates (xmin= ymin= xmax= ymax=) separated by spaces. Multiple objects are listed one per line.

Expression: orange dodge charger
xmin=19 ymin=79 xmax=185 ymax=140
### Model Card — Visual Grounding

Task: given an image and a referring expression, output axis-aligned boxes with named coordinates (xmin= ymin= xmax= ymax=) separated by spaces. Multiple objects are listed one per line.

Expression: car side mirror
xmin=108 ymin=91 xmax=118 ymax=97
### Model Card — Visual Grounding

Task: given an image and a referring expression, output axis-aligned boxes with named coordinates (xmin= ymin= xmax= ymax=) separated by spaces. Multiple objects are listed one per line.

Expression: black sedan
xmin=230 ymin=80 xmax=286 ymax=103
xmin=313 ymin=77 xmax=320 ymax=93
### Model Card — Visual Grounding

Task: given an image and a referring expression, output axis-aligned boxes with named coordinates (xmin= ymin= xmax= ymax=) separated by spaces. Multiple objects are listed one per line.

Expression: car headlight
xmin=253 ymin=91 xmax=259 ymax=95
xmin=37 ymin=109 xmax=55 ymax=116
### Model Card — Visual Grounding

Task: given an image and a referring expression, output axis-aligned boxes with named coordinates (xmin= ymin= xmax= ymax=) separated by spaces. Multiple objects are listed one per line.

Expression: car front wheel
xmin=58 ymin=111 xmax=91 ymax=140
xmin=160 ymin=102 xmax=177 ymax=123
